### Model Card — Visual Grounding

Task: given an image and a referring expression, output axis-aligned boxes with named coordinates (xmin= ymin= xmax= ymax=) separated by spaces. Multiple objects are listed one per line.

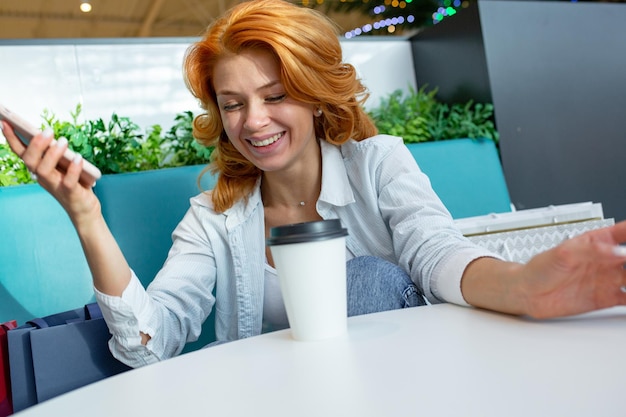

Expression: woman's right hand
xmin=1 ymin=121 xmax=101 ymax=226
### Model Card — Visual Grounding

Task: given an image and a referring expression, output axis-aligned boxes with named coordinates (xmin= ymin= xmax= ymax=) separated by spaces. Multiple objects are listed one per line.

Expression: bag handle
xmin=23 ymin=303 xmax=102 ymax=329
xmin=84 ymin=303 xmax=102 ymax=320
xmin=1 ymin=320 xmax=18 ymax=331
xmin=26 ymin=318 xmax=49 ymax=329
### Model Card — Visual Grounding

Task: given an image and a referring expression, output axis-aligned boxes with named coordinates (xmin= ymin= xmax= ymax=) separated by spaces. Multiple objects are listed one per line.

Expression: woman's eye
xmin=266 ymin=94 xmax=286 ymax=103
xmin=222 ymin=102 xmax=241 ymax=111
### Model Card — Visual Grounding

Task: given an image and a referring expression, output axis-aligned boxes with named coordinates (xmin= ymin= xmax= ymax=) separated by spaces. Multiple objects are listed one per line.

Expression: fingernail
xmin=73 ymin=153 xmax=83 ymax=164
xmin=42 ymin=128 xmax=54 ymax=139
xmin=57 ymin=137 xmax=68 ymax=147
xmin=613 ymin=246 xmax=626 ymax=257
xmin=0 ymin=122 xmax=5 ymax=132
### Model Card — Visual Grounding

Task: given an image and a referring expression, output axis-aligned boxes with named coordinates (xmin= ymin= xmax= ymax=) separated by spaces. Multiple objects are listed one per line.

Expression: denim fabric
xmin=347 ymin=256 xmax=427 ymax=317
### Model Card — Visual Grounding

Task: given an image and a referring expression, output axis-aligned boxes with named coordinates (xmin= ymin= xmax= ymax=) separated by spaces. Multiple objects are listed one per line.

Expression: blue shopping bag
xmin=7 ymin=303 xmax=131 ymax=412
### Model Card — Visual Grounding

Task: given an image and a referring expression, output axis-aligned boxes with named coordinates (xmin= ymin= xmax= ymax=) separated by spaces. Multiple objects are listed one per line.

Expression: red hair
xmin=183 ymin=0 xmax=377 ymax=212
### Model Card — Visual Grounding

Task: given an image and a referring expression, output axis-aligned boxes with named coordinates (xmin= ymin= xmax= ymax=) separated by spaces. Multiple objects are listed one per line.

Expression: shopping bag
xmin=455 ymin=202 xmax=615 ymax=263
xmin=465 ymin=219 xmax=615 ymax=263
xmin=7 ymin=303 xmax=132 ymax=412
xmin=0 ymin=320 xmax=17 ymax=417
xmin=7 ymin=306 xmax=85 ymax=411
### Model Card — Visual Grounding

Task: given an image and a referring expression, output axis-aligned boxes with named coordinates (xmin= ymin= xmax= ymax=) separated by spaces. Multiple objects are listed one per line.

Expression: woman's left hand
xmin=462 ymin=220 xmax=626 ymax=318
xmin=518 ymin=220 xmax=626 ymax=318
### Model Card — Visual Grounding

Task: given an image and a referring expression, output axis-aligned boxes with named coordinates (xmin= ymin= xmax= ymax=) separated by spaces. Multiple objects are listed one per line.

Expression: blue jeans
xmin=347 ymin=256 xmax=426 ymax=316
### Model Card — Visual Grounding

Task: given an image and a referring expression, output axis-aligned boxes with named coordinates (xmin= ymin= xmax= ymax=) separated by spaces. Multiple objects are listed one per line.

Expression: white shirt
xmin=262 ymin=265 xmax=289 ymax=332
xmin=96 ymin=135 xmax=500 ymax=367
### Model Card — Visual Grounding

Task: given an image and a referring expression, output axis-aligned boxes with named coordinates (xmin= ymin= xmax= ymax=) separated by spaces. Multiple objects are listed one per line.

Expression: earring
xmin=315 ymin=107 xmax=323 ymax=117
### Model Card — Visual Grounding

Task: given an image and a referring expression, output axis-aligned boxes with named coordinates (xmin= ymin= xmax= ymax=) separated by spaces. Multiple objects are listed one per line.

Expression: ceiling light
xmin=80 ymin=1 xmax=92 ymax=13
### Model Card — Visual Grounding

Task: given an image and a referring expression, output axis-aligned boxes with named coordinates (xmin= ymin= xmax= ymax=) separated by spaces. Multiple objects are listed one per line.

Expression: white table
xmin=15 ymin=304 xmax=626 ymax=416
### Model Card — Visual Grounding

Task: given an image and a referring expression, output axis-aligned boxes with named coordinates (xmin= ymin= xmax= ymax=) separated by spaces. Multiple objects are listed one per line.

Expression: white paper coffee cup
xmin=267 ymin=219 xmax=349 ymax=341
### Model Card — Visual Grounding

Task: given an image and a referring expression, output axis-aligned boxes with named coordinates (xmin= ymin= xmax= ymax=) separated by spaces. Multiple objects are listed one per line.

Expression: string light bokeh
xmin=341 ymin=0 xmax=471 ymax=38
xmin=299 ymin=0 xmax=471 ymax=38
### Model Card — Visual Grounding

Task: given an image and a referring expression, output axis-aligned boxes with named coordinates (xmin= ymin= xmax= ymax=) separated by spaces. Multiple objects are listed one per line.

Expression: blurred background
xmin=0 ymin=0 xmax=494 ymax=39
xmin=1 ymin=0 xmax=622 ymax=40
xmin=1 ymin=0 xmax=625 ymax=221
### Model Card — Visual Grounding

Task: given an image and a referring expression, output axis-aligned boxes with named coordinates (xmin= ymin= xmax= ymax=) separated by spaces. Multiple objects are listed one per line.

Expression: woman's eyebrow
xmin=216 ymin=80 xmax=281 ymax=96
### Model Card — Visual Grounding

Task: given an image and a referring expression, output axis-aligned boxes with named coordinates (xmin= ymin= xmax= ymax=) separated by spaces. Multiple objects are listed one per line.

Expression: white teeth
xmin=250 ymin=133 xmax=282 ymax=147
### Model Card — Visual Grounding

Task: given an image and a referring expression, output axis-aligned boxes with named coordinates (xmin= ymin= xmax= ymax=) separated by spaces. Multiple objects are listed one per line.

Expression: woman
xmin=3 ymin=0 xmax=626 ymax=368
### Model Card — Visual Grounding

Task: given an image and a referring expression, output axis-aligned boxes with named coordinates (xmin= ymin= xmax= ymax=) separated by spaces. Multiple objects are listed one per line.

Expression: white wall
xmin=0 ymin=37 xmax=415 ymax=143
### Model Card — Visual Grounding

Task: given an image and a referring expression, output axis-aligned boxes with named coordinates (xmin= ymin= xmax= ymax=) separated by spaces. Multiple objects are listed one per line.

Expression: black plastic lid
xmin=266 ymin=219 xmax=348 ymax=246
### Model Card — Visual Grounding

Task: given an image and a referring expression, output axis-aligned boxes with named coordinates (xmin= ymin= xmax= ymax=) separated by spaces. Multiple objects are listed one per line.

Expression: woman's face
xmin=213 ymin=48 xmax=318 ymax=173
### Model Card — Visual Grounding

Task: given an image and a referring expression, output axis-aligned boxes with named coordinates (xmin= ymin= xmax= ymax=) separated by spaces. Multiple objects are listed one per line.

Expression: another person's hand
xmin=1 ymin=121 xmax=101 ymax=226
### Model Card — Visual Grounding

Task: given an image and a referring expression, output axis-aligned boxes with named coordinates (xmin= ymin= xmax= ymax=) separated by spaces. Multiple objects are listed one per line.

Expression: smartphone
xmin=0 ymin=103 xmax=102 ymax=187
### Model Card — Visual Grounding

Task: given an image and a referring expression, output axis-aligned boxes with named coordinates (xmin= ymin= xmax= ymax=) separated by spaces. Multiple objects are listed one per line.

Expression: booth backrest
xmin=0 ymin=140 xmax=511 ymax=349
xmin=93 ymin=165 xmax=217 ymax=352
xmin=0 ymin=165 xmax=217 ymax=352
xmin=406 ymin=138 xmax=512 ymax=218
xmin=0 ymin=185 xmax=95 ymax=326
xmin=94 ymin=165 xmax=214 ymax=288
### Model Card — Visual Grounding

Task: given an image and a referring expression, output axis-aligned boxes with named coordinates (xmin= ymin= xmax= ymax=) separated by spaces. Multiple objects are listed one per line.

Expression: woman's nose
xmin=243 ymin=103 xmax=270 ymax=131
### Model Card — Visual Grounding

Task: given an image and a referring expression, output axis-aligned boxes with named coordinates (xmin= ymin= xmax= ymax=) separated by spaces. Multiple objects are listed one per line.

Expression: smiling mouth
xmin=249 ymin=132 xmax=283 ymax=147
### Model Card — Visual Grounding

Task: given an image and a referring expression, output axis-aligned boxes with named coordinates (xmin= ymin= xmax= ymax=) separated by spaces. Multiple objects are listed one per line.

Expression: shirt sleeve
xmin=430 ymin=249 xmax=500 ymax=306
xmin=94 ymin=202 xmax=217 ymax=368
xmin=95 ymin=271 xmax=161 ymax=367
xmin=375 ymin=138 xmax=503 ymax=306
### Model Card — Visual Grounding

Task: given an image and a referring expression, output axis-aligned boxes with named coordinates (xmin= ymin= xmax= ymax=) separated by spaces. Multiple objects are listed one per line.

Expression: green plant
xmin=162 ymin=111 xmax=214 ymax=167
xmin=42 ymin=104 xmax=159 ymax=175
xmin=368 ymin=85 xmax=499 ymax=144
xmin=0 ymin=105 xmax=214 ymax=187
xmin=0 ymin=142 xmax=36 ymax=186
